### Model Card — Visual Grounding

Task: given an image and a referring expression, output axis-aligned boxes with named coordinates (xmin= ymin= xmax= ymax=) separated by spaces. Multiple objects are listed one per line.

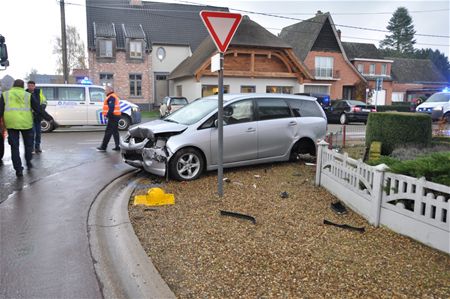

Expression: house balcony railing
xmin=310 ymin=68 xmax=341 ymax=80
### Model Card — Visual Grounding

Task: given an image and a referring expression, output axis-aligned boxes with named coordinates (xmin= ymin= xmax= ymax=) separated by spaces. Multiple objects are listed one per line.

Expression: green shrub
xmin=366 ymin=112 xmax=432 ymax=155
xmin=369 ymin=152 xmax=450 ymax=186
xmin=391 ymin=102 xmax=411 ymax=107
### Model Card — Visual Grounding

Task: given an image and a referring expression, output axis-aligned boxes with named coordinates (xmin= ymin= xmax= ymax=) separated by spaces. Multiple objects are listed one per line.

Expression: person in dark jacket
xmin=97 ymin=85 xmax=121 ymax=152
xmin=0 ymin=79 xmax=54 ymax=177
xmin=26 ymin=80 xmax=47 ymax=153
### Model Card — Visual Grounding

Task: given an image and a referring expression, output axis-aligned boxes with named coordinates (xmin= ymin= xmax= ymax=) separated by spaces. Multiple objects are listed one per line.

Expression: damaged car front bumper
xmin=120 ymin=127 xmax=172 ymax=177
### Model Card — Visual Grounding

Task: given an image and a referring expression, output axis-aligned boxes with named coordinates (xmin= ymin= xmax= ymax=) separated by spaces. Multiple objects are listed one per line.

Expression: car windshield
xmin=164 ymin=98 xmax=218 ymax=125
xmin=348 ymin=100 xmax=367 ymax=106
xmin=425 ymin=93 xmax=450 ymax=103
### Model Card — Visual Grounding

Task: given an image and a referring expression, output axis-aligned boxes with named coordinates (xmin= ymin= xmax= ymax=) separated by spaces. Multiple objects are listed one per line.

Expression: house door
xmin=154 ymin=73 xmax=169 ymax=105
xmin=342 ymin=86 xmax=354 ymax=100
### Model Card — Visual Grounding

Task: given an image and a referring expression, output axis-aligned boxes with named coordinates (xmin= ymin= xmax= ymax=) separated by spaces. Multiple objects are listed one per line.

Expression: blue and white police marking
xmin=97 ymin=101 xmax=131 ymax=124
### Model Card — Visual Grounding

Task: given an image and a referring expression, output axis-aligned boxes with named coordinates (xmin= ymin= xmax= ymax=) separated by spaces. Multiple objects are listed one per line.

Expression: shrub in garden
xmin=366 ymin=112 xmax=432 ymax=155
xmin=376 ymin=105 xmax=411 ymax=112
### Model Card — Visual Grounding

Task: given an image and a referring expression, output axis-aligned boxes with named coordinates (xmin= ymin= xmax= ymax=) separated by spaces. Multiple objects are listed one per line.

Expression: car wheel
xmin=169 ymin=147 xmax=204 ymax=181
xmin=118 ymin=115 xmax=131 ymax=131
xmin=444 ymin=112 xmax=450 ymax=123
xmin=339 ymin=113 xmax=348 ymax=125
xmin=289 ymin=138 xmax=316 ymax=161
xmin=41 ymin=119 xmax=54 ymax=133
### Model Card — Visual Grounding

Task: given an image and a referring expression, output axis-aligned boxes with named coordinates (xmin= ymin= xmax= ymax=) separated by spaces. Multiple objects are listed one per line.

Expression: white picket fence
xmin=315 ymin=141 xmax=450 ymax=254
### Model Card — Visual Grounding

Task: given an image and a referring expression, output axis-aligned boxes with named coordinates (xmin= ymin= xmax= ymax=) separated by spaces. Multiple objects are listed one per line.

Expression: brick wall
xmin=303 ymin=51 xmax=362 ymax=100
xmin=88 ymin=51 xmax=153 ymax=105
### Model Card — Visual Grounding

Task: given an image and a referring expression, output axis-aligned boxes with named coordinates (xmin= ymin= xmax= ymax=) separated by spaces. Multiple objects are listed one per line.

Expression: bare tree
xmin=53 ymin=25 xmax=87 ymax=74
xmin=25 ymin=68 xmax=38 ymax=81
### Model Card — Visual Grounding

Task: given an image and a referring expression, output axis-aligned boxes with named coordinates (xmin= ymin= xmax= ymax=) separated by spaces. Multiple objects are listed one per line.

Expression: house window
xmin=241 ymin=85 xmax=255 ymax=93
xmin=304 ymin=85 xmax=329 ymax=94
xmin=129 ymin=74 xmax=142 ymax=97
xmin=99 ymin=73 xmax=113 ymax=86
xmin=357 ymin=64 xmax=364 ymax=73
xmin=315 ymin=57 xmax=334 ymax=78
xmin=156 ymin=47 xmax=166 ymax=61
xmin=266 ymin=86 xmax=293 ymax=94
xmin=99 ymin=40 xmax=113 ymax=58
xmin=130 ymin=41 xmax=143 ymax=59
xmin=201 ymin=85 xmax=229 ymax=97
xmin=369 ymin=64 xmax=375 ymax=75
xmin=381 ymin=64 xmax=387 ymax=75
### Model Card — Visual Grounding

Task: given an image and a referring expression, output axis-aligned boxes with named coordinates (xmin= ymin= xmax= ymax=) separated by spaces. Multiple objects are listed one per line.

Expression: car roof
xmin=37 ymin=84 xmax=104 ymax=89
xmin=201 ymin=93 xmax=318 ymax=103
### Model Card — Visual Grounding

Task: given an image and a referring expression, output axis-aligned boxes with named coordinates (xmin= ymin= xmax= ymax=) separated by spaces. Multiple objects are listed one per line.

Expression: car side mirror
xmin=214 ymin=119 xmax=226 ymax=127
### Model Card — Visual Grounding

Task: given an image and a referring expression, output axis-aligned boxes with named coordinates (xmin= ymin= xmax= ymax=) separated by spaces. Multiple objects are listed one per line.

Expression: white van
xmin=38 ymin=84 xmax=141 ymax=132
xmin=416 ymin=90 xmax=450 ymax=121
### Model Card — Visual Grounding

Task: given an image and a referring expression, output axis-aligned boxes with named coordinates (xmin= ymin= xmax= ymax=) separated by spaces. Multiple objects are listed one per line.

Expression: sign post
xmin=200 ymin=11 xmax=242 ymax=197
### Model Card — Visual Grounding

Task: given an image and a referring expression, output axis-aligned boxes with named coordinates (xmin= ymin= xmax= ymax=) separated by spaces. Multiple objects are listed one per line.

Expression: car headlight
xmin=132 ymin=107 xmax=139 ymax=112
xmin=433 ymin=106 xmax=443 ymax=111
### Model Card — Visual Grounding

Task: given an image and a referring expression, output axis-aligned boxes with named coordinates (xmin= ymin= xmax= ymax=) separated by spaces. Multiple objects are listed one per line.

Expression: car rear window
xmin=288 ymin=99 xmax=323 ymax=117
xmin=171 ymin=98 xmax=188 ymax=105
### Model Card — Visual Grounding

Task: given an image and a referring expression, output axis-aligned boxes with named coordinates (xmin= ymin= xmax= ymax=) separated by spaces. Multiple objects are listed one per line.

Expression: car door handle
xmin=288 ymin=121 xmax=297 ymax=126
xmin=246 ymin=128 xmax=256 ymax=132
xmin=79 ymin=102 xmax=85 ymax=104
xmin=89 ymin=102 xmax=96 ymax=105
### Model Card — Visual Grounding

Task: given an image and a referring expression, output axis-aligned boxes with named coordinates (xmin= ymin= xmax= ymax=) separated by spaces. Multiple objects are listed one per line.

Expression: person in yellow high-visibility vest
xmin=0 ymin=79 xmax=53 ymax=177
xmin=26 ymin=80 xmax=47 ymax=153
xmin=97 ymin=85 xmax=121 ymax=152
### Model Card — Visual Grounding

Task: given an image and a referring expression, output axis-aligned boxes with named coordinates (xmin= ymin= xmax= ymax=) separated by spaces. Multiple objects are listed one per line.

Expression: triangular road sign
xmin=200 ymin=11 xmax=242 ymax=53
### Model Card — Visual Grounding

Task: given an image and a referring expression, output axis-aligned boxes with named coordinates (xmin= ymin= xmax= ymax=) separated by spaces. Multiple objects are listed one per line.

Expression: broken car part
xmin=220 ymin=210 xmax=256 ymax=224
xmin=323 ymin=219 xmax=365 ymax=233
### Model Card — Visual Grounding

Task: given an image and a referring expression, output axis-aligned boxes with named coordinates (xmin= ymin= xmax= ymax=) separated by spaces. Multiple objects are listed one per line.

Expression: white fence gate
xmin=315 ymin=141 xmax=450 ymax=254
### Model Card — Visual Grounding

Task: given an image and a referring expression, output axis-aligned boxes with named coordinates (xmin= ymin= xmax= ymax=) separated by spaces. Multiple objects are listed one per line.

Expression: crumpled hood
xmin=131 ymin=119 xmax=188 ymax=136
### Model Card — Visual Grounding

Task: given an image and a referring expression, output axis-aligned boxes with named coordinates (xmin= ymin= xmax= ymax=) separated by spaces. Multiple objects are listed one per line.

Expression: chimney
xmin=130 ymin=0 xmax=142 ymax=6
xmin=316 ymin=10 xmax=323 ymax=16
xmin=337 ymin=29 xmax=341 ymax=40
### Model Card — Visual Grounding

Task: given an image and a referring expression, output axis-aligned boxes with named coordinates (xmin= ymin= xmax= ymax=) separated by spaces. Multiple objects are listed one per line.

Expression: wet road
xmin=0 ymin=129 xmax=134 ymax=298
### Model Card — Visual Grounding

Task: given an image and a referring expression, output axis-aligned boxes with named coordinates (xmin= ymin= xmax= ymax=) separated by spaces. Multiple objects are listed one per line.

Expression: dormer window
xmin=99 ymin=39 xmax=113 ymax=58
xmin=129 ymin=41 xmax=143 ymax=59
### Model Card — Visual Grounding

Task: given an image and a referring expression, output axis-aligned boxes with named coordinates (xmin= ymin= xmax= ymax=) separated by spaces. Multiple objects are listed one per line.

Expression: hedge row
xmin=366 ymin=112 xmax=432 ymax=155
xmin=376 ymin=105 xmax=411 ymax=112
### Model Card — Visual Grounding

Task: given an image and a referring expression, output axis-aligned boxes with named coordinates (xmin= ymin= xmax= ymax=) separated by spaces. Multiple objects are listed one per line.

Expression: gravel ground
xmin=129 ymin=162 xmax=450 ymax=298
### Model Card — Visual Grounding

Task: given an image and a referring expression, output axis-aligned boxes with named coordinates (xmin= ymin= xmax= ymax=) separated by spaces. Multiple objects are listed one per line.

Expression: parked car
xmin=159 ymin=96 xmax=189 ymax=117
xmin=295 ymin=92 xmax=331 ymax=109
xmin=38 ymin=84 xmax=141 ymax=132
xmin=325 ymin=100 xmax=376 ymax=124
xmin=120 ymin=94 xmax=327 ymax=180
xmin=416 ymin=90 xmax=450 ymax=121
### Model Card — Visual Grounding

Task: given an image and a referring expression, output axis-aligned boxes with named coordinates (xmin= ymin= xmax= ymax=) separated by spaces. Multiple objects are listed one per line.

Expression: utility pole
xmin=60 ymin=0 xmax=69 ymax=83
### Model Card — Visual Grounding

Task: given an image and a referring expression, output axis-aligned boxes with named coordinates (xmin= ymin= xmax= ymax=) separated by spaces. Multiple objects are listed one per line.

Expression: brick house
xmin=342 ymin=42 xmax=394 ymax=105
xmin=279 ymin=12 xmax=366 ymax=100
xmin=168 ymin=16 xmax=312 ymax=100
xmin=86 ymin=0 xmax=227 ymax=109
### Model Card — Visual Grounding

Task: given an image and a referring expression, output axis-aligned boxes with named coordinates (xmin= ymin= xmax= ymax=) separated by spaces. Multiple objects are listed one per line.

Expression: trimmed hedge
xmin=366 ymin=112 xmax=432 ymax=155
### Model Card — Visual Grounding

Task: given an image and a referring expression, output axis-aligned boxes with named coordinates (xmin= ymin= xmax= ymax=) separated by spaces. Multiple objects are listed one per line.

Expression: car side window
xmin=89 ymin=87 xmax=105 ymax=103
xmin=257 ymin=98 xmax=291 ymax=121
xmin=287 ymin=99 xmax=322 ymax=117
xmin=58 ymin=87 xmax=85 ymax=102
xmin=224 ymin=99 xmax=254 ymax=125
xmin=41 ymin=87 xmax=56 ymax=101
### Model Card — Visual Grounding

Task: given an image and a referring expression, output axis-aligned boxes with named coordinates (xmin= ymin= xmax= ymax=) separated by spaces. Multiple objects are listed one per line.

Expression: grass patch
xmin=141 ymin=110 xmax=160 ymax=119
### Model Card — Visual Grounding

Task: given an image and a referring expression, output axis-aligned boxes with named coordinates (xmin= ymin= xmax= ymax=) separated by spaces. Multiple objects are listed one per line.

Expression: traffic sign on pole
xmin=200 ymin=11 xmax=242 ymax=53
xmin=200 ymin=10 xmax=242 ymax=197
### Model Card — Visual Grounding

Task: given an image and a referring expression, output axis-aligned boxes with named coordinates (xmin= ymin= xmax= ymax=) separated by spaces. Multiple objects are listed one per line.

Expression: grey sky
xmin=0 ymin=0 xmax=448 ymax=79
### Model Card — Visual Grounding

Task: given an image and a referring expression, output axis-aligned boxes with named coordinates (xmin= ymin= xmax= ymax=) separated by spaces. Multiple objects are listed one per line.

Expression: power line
xmin=264 ymin=8 xmax=450 ymax=16
xmin=63 ymin=0 xmax=450 ymax=39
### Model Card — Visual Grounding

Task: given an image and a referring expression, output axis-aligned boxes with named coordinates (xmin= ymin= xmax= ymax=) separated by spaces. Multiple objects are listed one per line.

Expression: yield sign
xmin=200 ymin=11 xmax=242 ymax=53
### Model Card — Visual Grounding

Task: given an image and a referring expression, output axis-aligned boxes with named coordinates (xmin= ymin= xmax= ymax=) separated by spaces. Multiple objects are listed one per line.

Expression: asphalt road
xmin=0 ymin=128 xmax=134 ymax=298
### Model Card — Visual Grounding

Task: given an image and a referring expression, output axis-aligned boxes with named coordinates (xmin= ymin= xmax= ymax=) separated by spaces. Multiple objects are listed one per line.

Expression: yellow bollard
xmin=134 ymin=188 xmax=175 ymax=206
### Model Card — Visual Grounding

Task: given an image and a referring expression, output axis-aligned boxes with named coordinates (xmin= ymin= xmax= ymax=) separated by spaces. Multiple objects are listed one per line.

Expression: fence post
xmin=371 ymin=163 xmax=389 ymax=227
xmin=315 ymin=140 xmax=329 ymax=187
xmin=343 ymin=125 xmax=346 ymax=148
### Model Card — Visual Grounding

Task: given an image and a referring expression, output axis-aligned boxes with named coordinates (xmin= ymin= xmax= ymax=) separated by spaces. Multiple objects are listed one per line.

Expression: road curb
xmin=88 ymin=171 xmax=176 ymax=299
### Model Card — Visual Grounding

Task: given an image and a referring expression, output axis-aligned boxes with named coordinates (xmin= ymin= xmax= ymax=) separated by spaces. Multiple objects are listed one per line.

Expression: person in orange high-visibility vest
xmin=97 ymin=85 xmax=121 ymax=151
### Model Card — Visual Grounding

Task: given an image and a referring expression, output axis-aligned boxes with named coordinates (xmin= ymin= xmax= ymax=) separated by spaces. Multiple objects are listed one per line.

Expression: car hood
xmin=121 ymin=100 xmax=138 ymax=108
xmin=133 ymin=119 xmax=188 ymax=135
xmin=417 ymin=102 xmax=443 ymax=108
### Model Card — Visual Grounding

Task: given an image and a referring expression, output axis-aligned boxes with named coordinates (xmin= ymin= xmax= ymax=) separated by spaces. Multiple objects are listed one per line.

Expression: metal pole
xmin=60 ymin=0 xmax=69 ymax=84
xmin=217 ymin=52 xmax=224 ymax=197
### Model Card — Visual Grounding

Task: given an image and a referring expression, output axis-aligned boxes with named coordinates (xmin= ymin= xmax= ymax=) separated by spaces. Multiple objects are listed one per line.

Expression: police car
xmin=37 ymin=84 xmax=141 ymax=132
xmin=416 ymin=88 xmax=450 ymax=122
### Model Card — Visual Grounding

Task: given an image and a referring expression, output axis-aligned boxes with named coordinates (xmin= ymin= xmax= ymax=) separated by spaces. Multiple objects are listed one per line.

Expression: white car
xmin=38 ymin=84 xmax=141 ymax=132
xmin=416 ymin=90 xmax=450 ymax=121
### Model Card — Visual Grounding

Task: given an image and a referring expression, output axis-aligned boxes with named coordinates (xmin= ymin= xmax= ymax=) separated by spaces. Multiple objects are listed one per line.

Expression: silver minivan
xmin=120 ymin=94 xmax=327 ymax=180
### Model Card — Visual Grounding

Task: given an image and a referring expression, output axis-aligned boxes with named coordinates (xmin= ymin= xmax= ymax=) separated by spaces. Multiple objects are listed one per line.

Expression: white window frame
xmin=357 ymin=64 xmax=364 ymax=73
xmin=130 ymin=41 xmax=143 ymax=59
xmin=381 ymin=63 xmax=387 ymax=76
xmin=369 ymin=64 xmax=375 ymax=75
xmin=315 ymin=57 xmax=334 ymax=79
xmin=99 ymin=40 xmax=113 ymax=58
